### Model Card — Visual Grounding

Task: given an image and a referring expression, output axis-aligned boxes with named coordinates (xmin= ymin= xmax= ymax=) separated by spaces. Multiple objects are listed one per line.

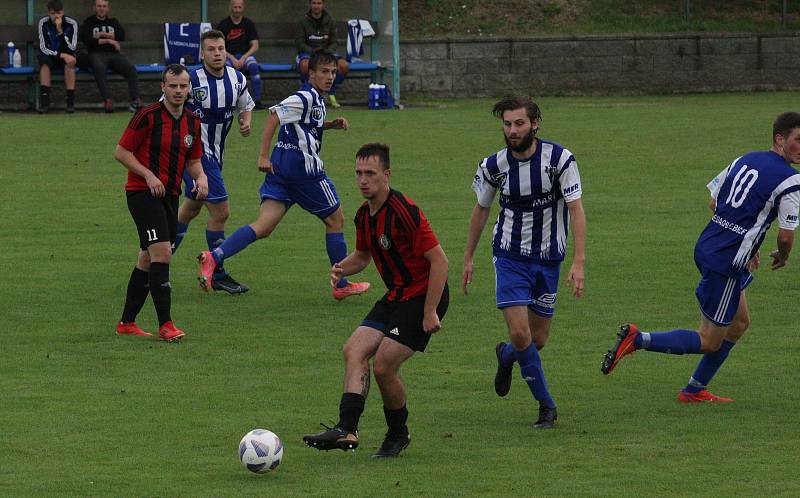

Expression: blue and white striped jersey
xmin=268 ymin=83 xmax=327 ymax=182
xmin=473 ymin=140 xmax=582 ymax=262
xmin=695 ymin=150 xmax=800 ymax=276
xmin=186 ymin=65 xmax=254 ymax=166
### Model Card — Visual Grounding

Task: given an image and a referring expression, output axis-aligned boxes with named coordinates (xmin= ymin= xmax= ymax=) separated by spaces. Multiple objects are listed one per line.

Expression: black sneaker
xmin=211 ymin=273 xmax=249 ymax=294
xmin=303 ymin=424 xmax=359 ymax=451
xmin=66 ymin=102 xmax=75 ymax=114
xmin=371 ymin=432 xmax=410 ymax=458
xmin=533 ymin=405 xmax=557 ymax=429
xmin=494 ymin=342 xmax=513 ymax=397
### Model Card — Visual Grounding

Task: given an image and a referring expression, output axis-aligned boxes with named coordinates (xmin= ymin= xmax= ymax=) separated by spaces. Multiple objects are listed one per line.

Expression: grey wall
xmin=400 ymin=33 xmax=800 ymax=97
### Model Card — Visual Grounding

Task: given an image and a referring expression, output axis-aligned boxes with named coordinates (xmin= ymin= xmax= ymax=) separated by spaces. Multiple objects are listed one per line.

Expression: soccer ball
xmin=238 ymin=429 xmax=283 ymax=473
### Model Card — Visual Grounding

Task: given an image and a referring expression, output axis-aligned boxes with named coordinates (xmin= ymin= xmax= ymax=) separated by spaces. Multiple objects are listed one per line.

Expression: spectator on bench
xmin=217 ymin=0 xmax=265 ymax=109
xmin=80 ymin=0 xmax=141 ymax=113
xmin=37 ymin=0 xmax=78 ymax=114
xmin=296 ymin=0 xmax=348 ymax=108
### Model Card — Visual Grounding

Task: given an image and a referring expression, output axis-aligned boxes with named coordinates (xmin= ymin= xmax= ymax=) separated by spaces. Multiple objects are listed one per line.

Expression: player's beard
xmin=504 ymin=128 xmax=535 ymax=153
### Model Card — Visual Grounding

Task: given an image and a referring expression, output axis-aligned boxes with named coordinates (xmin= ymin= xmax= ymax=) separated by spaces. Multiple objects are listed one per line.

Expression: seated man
xmin=217 ymin=0 xmax=264 ymax=109
xmin=296 ymin=0 xmax=348 ymax=108
xmin=37 ymin=0 xmax=78 ymax=113
xmin=80 ymin=0 xmax=141 ymax=113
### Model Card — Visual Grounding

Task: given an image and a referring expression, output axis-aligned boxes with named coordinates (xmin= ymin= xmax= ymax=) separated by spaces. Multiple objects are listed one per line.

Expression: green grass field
xmin=2 ymin=93 xmax=800 ymax=496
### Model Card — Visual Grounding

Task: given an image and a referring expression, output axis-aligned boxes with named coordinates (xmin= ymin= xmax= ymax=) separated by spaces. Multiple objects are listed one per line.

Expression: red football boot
xmin=116 ymin=322 xmax=152 ymax=337
xmin=677 ymin=389 xmax=734 ymax=403
xmin=601 ymin=323 xmax=640 ymax=375
xmin=158 ymin=321 xmax=185 ymax=342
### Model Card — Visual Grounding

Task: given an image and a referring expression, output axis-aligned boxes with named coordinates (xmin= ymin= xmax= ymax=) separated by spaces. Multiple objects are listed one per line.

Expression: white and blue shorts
xmin=183 ymin=155 xmax=228 ymax=204
xmin=259 ymin=174 xmax=340 ymax=219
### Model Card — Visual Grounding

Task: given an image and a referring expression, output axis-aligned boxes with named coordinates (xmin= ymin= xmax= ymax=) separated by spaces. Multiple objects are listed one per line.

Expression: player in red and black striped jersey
xmin=303 ymin=143 xmax=449 ymax=458
xmin=113 ymin=64 xmax=208 ymax=342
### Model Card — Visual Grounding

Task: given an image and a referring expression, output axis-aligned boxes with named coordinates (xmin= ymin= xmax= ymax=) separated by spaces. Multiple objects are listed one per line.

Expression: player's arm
xmin=257 ymin=111 xmax=280 ymax=172
xmin=114 ymin=144 xmax=165 ymax=198
xmin=184 ymin=158 xmax=208 ymax=200
xmin=770 ymin=229 xmax=794 ymax=270
xmin=462 ymin=203 xmax=491 ymax=295
xmin=323 ymin=117 xmax=348 ymax=130
xmin=330 ymin=250 xmax=371 ymax=287
xmin=566 ymin=198 xmax=586 ymax=298
xmin=241 ymin=38 xmax=259 ymax=61
xmin=238 ymin=110 xmax=252 ymax=137
xmin=422 ymin=244 xmax=448 ymax=334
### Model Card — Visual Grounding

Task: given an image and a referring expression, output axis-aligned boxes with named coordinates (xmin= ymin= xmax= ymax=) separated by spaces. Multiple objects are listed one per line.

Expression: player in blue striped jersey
xmin=197 ymin=50 xmax=369 ymax=300
xmin=463 ymin=97 xmax=587 ymax=428
xmin=171 ymin=30 xmax=254 ymax=294
xmin=602 ymin=112 xmax=800 ymax=403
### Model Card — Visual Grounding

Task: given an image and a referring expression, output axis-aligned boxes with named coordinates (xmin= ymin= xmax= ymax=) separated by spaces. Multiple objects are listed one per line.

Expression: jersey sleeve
xmin=354 ymin=208 xmax=369 ymax=252
xmin=408 ymin=208 xmax=440 ymax=256
xmin=472 ymin=160 xmax=497 ymax=208
xmin=118 ymin=112 xmax=150 ymax=151
xmin=557 ymin=151 xmax=582 ymax=202
xmin=188 ymin=118 xmax=203 ymax=160
xmin=236 ymin=77 xmax=256 ymax=113
xmin=777 ymin=189 xmax=800 ymax=230
xmin=707 ymin=161 xmax=736 ymax=200
xmin=269 ymin=94 xmax=305 ymax=125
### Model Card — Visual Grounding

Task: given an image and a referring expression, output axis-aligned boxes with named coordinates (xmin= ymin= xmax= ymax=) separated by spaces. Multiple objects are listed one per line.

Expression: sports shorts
xmin=695 ymin=264 xmax=753 ymax=326
xmin=360 ymin=284 xmax=450 ymax=352
xmin=493 ymin=255 xmax=561 ymax=317
xmin=259 ymin=173 xmax=340 ymax=219
xmin=38 ymin=52 xmax=74 ymax=70
xmin=126 ymin=190 xmax=178 ymax=249
xmin=183 ymin=155 xmax=227 ymax=204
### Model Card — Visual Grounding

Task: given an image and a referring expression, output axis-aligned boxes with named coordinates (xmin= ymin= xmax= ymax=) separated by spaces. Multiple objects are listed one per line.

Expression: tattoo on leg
xmin=359 ymin=369 xmax=370 ymax=397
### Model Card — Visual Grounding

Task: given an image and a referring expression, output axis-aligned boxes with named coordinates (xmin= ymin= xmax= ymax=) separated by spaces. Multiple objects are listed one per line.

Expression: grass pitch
xmin=1 ymin=93 xmax=799 ymax=496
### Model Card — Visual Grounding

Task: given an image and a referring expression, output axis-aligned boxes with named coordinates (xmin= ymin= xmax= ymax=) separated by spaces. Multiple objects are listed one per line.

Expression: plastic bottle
xmin=179 ymin=57 xmax=185 ymax=66
xmin=368 ymin=83 xmax=378 ymax=110
xmin=12 ymin=49 xmax=21 ymax=68
xmin=7 ymin=42 xmax=14 ymax=67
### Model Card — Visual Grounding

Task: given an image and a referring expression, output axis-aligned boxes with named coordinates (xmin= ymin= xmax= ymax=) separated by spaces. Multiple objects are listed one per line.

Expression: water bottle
xmin=179 ymin=56 xmax=185 ymax=66
xmin=377 ymin=84 xmax=387 ymax=109
xmin=12 ymin=49 xmax=21 ymax=68
xmin=368 ymin=83 xmax=379 ymax=110
xmin=7 ymin=42 xmax=14 ymax=67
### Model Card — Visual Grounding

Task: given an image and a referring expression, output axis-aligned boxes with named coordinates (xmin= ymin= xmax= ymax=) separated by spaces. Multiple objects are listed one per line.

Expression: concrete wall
xmin=400 ymin=33 xmax=800 ymax=97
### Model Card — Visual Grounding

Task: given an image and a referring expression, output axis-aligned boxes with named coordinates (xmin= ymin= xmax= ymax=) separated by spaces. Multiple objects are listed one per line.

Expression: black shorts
xmin=361 ymin=283 xmax=449 ymax=352
xmin=126 ymin=191 xmax=178 ymax=249
xmin=38 ymin=52 xmax=73 ymax=69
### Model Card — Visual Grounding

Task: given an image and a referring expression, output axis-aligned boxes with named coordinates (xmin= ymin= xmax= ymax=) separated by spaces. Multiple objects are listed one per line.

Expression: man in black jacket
xmin=37 ymin=0 xmax=78 ymax=113
xmin=80 ymin=0 xmax=140 ymax=113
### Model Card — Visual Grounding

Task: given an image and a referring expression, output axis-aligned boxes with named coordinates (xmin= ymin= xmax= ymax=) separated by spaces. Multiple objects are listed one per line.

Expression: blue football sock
xmin=500 ymin=342 xmax=515 ymax=367
xmin=247 ymin=63 xmax=262 ymax=102
xmin=514 ymin=343 xmax=556 ymax=409
xmin=325 ymin=232 xmax=349 ymax=288
xmin=684 ymin=339 xmax=736 ymax=393
xmin=173 ymin=221 xmax=189 ymax=252
xmin=329 ymin=72 xmax=345 ymax=95
xmin=213 ymin=225 xmax=256 ymax=265
xmin=637 ymin=329 xmax=702 ymax=355
xmin=206 ymin=229 xmax=227 ymax=277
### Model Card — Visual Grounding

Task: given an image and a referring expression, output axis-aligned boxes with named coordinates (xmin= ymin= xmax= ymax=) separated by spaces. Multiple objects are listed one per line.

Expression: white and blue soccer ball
xmin=239 ymin=429 xmax=283 ymax=473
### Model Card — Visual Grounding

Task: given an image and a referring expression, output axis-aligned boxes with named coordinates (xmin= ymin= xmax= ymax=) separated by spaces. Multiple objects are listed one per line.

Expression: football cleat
xmin=533 ymin=405 xmax=558 ymax=429
xmin=677 ymin=389 xmax=734 ymax=403
xmin=115 ymin=321 xmax=152 ymax=337
xmin=197 ymin=251 xmax=217 ymax=292
xmin=601 ymin=323 xmax=640 ymax=375
xmin=303 ymin=425 xmax=359 ymax=451
xmin=158 ymin=321 xmax=185 ymax=342
xmin=333 ymin=281 xmax=370 ymax=301
xmin=371 ymin=432 xmax=411 ymax=458
xmin=494 ymin=342 xmax=513 ymax=397
xmin=212 ymin=273 xmax=250 ymax=295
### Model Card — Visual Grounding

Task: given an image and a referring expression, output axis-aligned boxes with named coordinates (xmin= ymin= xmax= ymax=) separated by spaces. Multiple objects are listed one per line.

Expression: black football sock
xmin=383 ymin=405 xmax=409 ymax=436
xmin=66 ymin=89 xmax=75 ymax=107
xmin=148 ymin=262 xmax=172 ymax=326
xmin=40 ymin=85 xmax=51 ymax=107
xmin=121 ymin=267 xmax=150 ymax=323
xmin=338 ymin=393 xmax=365 ymax=432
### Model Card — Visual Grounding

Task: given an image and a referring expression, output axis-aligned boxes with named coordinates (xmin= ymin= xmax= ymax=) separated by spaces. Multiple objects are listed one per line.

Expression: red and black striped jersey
xmin=355 ymin=189 xmax=440 ymax=302
xmin=119 ymin=102 xmax=202 ymax=196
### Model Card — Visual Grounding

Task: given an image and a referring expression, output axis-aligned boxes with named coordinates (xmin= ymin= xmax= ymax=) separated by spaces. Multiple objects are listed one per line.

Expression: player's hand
xmin=239 ymin=118 xmax=251 ymax=137
xmin=567 ymin=261 xmax=585 ymax=298
xmin=145 ymin=173 xmax=165 ymax=198
xmin=257 ymin=156 xmax=273 ymax=173
xmin=746 ymin=250 xmax=760 ymax=272
xmin=330 ymin=263 xmax=344 ymax=288
xmin=769 ymin=249 xmax=788 ymax=270
xmin=59 ymin=53 xmax=75 ymax=65
xmin=233 ymin=58 xmax=244 ymax=70
xmin=109 ymin=40 xmax=120 ymax=51
xmin=53 ymin=15 xmax=62 ymax=30
xmin=423 ymin=311 xmax=441 ymax=334
xmin=331 ymin=117 xmax=349 ymax=130
xmin=192 ymin=176 xmax=209 ymax=200
xmin=461 ymin=259 xmax=474 ymax=295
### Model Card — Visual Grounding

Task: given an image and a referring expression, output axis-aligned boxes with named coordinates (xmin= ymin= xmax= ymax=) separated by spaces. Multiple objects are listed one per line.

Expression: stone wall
xmin=400 ymin=33 xmax=800 ymax=98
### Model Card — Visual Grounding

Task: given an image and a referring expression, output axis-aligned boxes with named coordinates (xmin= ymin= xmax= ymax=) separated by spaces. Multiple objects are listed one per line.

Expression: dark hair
xmin=201 ymin=29 xmax=225 ymax=46
xmin=47 ymin=0 xmax=63 ymax=11
xmin=492 ymin=96 xmax=542 ymax=123
xmin=773 ymin=112 xmax=800 ymax=142
xmin=356 ymin=143 xmax=390 ymax=170
xmin=309 ymin=49 xmax=337 ymax=71
xmin=162 ymin=63 xmax=188 ymax=82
